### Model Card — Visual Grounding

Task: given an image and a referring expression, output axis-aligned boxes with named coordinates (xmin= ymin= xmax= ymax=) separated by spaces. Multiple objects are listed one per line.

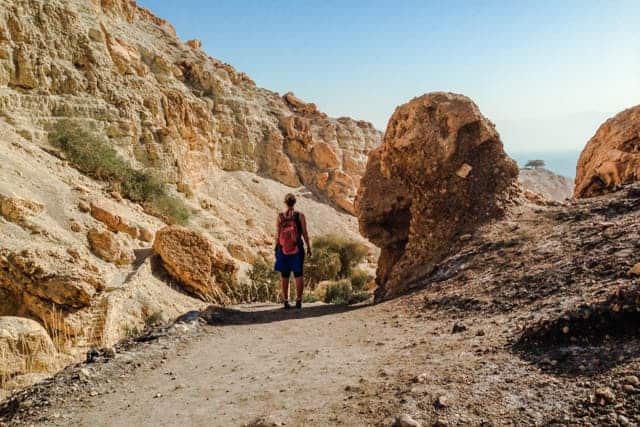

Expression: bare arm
xmin=274 ymin=215 xmax=281 ymax=247
xmin=300 ymin=213 xmax=311 ymax=255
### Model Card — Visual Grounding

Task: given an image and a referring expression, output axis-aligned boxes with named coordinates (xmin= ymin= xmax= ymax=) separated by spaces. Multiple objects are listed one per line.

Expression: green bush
xmin=246 ymin=257 xmax=281 ymax=302
xmin=349 ymin=268 xmax=370 ymax=291
xmin=313 ymin=234 xmax=368 ymax=278
xmin=322 ymin=279 xmax=367 ymax=305
xmin=49 ymin=120 xmax=190 ymax=225
xmin=304 ymin=247 xmax=341 ymax=287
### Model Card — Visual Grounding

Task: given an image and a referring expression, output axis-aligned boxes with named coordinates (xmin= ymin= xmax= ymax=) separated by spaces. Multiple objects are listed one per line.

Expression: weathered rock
xmin=393 ymin=414 xmax=422 ymax=427
xmin=356 ymin=93 xmax=519 ymax=300
xmin=90 ymin=202 xmax=139 ymax=238
xmin=0 ymin=196 xmax=44 ymax=224
xmin=0 ymin=316 xmax=57 ymax=378
xmin=87 ymin=227 xmax=135 ymax=266
xmin=226 ymin=243 xmax=256 ymax=264
xmin=0 ymin=247 xmax=103 ymax=311
xmin=575 ymin=105 xmax=640 ymax=198
xmin=0 ymin=0 xmax=380 ymax=212
xmin=153 ymin=226 xmax=238 ymax=303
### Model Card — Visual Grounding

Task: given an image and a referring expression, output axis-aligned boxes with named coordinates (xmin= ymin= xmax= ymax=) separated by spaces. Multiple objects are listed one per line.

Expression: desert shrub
xmin=49 ymin=120 xmax=190 ymax=224
xmin=304 ymin=247 xmax=341 ymax=287
xmin=349 ymin=268 xmax=370 ymax=291
xmin=246 ymin=257 xmax=281 ymax=302
xmin=313 ymin=234 xmax=368 ymax=278
xmin=323 ymin=279 xmax=368 ymax=305
xmin=324 ymin=280 xmax=352 ymax=305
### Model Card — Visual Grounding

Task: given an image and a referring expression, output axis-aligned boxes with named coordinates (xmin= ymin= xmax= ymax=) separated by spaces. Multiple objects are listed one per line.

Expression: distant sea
xmin=508 ymin=150 xmax=581 ymax=179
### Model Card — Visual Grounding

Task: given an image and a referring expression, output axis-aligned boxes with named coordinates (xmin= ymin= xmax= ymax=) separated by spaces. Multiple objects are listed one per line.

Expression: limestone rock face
xmin=0 ymin=247 xmax=104 ymax=335
xmin=0 ymin=316 xmax=57 ymax=378
xmin=356 ymin=93 xmax=519 ymax=300
xmin=575 ymin=105 xmax=640 ymax=198
xmin=87 ymin=227 xmax=135 ymax=265
xmin=153 ymin=226 xmax=238 ymax=303
xmin=0 ymin=0 xmax=380 ymax=212
xmin=0 ymin=196 xmax=44 ymax=224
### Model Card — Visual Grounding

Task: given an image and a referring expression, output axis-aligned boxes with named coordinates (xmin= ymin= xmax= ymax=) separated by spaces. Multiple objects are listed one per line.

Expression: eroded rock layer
xmin=356 ymin=92 xmax=519 ymax=300
xmin=0 ymin=0 xmax=380 ymax=213
xmin=575 ymin=105 xmax=640 ymax=198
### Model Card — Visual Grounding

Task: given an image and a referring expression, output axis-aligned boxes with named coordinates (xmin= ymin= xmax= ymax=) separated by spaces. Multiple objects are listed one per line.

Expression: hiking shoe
xmin=283 ymin=300 xmax=292 ymax=309
xmin=295 ymin=300 xmax=302 ymax=309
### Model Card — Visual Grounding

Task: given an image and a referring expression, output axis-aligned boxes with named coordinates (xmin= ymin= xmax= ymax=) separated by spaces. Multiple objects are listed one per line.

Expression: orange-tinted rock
xmin=356 ymin=92 xmax=519 ymax=301
xmin=153 ymin=226 xmax=238 ymax=303
xmin=575 ymin=106 xmax=640 ymax=198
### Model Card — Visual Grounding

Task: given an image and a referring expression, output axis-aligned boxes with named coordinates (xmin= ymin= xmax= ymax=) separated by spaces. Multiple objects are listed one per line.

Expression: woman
xmin=274 ymin=193 xmax=311 ymax=309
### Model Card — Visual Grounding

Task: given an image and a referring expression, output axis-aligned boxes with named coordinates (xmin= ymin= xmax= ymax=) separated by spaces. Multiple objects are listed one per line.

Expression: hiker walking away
xmin=274 ymin=193 xmax=311 ymax=309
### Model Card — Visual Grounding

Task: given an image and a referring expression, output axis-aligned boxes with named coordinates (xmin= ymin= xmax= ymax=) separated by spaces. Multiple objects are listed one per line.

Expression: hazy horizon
xmin=137 ymin=0 xmax=639 ymax=176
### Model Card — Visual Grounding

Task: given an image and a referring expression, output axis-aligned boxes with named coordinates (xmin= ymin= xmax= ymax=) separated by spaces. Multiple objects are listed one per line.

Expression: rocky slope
xmin=0 ymin=0 xmax=380 ymax=213
xmin=2 ymin=184 xmax=640 ymax=426
xmin=0 ymin=0 xmax=377 ymax=397
xmin=356 ymin=92 xmax=520 ymax=301
xmin=518 ymin=167 xmax=574 ymax=201
xmin=575 ymin=105 xmax=640 ymax=198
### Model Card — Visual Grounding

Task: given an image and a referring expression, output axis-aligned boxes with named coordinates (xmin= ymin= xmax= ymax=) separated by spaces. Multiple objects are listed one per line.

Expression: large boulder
xmin=355 ymin=92 xmax=519 ymax=300
xmin=153 ymin=226 xmax=238 ymax=303
xmin=575 ymin=105 xmax=640 ymax=198
xmin=0 ymin=316 xmax=57 ymax=378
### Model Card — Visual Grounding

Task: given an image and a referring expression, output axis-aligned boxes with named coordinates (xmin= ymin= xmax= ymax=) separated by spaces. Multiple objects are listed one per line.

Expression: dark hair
xmin=284 ymin=193 xmax=296 ymax=207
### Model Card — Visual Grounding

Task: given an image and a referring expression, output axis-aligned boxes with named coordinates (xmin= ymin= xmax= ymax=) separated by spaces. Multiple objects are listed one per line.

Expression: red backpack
xmin=278 ymin=211 xmax=300 ymax=255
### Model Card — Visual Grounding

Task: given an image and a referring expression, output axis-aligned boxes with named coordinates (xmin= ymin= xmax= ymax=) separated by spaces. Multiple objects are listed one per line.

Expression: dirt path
xmin=32 ymin=303 xmax=410 ymax=427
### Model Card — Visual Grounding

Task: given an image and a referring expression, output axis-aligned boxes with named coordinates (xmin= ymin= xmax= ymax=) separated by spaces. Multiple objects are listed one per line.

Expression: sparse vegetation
xmin=349 ymin=268 xmax=370 ymax=291
xmin=243 ymin=257 xmax=281 ymax=302
xmin=145 ymin=311 xmax=163 ymax=328
xmin=48 ymin=120 xmax=190 ymax=225
xmin=323 ymin=279 xmax=369 ymax=305
xmin=304 ymin=234 xmax=368 ymax=288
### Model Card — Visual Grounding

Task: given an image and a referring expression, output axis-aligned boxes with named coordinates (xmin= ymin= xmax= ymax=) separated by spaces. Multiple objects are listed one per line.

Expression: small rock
xmin=562 ymin=326 xmax=570 ymax=334
xmin=476 ymin=329 xmax=485 ymax=336
xmin=153 ymin=393 xmax=162 ymax=398
xmin=622 ymin=384 xmax=635 ymax=394
xmin=110 ymin=191 xmax=123 ymax=202
xmin=70 ymin=220 xmax=82 ymax=232
xmin=138 ymin=226 xmax=154 ymax=242
xmin=435 ymin=395 xmax=449 ymax=408
xmin=624 ymin=375 xmax=640 ymax=386
xmin=393 ymin=414 xmax=421 ymax=427
xmin=412 ymin=373 xmax=428 ymax=384
xmin=618 ymin=414 xmax=631 ymax=426
xmin=432 ymin=419 xmax=448 ymax=427
xmin=628 ymin=263 xmax=640 ymax=276
xmin=78 ymin=200 xmax=91 ymax=213
xmin=595 ymin=387 xmax=616 ymax=404
xmin=451 ymin=323 xmax=467 ymax=334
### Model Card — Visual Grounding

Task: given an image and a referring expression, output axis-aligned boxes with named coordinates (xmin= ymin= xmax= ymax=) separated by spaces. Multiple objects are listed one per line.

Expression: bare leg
xmin=281 ymin=276 xmax=290 ymax=301
xmin=295 ymin=276 xmax=304 ymax=302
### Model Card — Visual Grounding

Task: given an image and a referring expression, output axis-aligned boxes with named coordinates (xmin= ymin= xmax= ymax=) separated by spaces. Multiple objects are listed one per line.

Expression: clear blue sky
xmin=138 ymin=0 xmax=639 ymax=166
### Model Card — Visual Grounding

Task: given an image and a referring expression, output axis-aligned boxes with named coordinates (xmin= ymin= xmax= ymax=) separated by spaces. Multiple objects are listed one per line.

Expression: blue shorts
xmin=274 ymin=243 xmax=305 ymax=277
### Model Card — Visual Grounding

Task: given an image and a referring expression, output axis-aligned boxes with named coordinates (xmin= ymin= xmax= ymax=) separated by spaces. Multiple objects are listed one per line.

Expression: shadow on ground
xmin=193 ymin=303 xmax=365 ymax=326
xmin=511 ymin=294 xmax=640 ymax=377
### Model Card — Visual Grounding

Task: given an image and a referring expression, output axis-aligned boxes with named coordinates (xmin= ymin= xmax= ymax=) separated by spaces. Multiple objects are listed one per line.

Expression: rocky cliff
xmin=356 ymin=93 xmax=520 ymax=301
xmin=0 ymin=0 xmax=380 ymax=213
xmin=0 ymin=0 xmax=376 ymax=395
xmin=575 ymin=105 xmax=640 ymax=198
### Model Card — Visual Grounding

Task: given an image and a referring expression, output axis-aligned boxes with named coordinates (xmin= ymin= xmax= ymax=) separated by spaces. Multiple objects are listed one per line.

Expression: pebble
xmin=393 ymin=414 xmax=421 ymax=427
xmin=618 ymin=414 xmax=631 ymax=426
xmin=624 ymin=375 xmax=640 ymax=386
xmin=435 ymin=395 xmax=449 ymax=408
xmin=595 ymin=387 xmax=616 ymax=404
xmin=412 ymin=373 xmax=428 ymax=384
